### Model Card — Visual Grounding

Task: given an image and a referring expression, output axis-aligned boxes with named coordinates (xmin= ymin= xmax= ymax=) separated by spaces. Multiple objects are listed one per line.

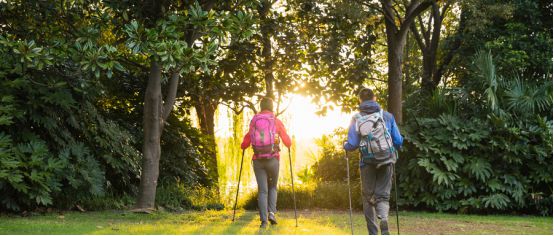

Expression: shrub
xmin=0 ymin=35 xmax=146 ymax=211
xmin=400 ymin=114 xmax=552 ymax=214
xmin=399 ymin=51 xmax=552 ymax=215
xmin=242 ymin=182 xmax=364 ymax=211
xmin=310 ymin=128 xmax=361 ymax=183
xmin=156 ymin=179 xmax=223 ymax=211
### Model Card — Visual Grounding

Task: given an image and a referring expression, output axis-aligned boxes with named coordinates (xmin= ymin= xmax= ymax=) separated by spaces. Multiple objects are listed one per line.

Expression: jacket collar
xmin=359 ymin=100 xmax=381 ymax=115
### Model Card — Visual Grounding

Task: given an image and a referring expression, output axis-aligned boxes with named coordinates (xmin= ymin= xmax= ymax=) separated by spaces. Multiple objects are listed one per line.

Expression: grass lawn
xmin=0 ymin=209 xmax=551 ymax=235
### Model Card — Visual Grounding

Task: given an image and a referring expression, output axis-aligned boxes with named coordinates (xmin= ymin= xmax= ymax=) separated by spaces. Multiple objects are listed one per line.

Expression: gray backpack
xmin=354 ymin=110 xmax=395 ymax=163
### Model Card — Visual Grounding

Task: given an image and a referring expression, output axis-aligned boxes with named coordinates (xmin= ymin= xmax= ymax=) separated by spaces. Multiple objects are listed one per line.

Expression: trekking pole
xmin=288 ymin=147 xmax=298 ymax=227
xmin=393 ymin=151 xmax=400 ymax=235
xmin=232 ymin=149 xmax=246 ymax=222
xmin=345 ymin=150 xmax=354 ymax=235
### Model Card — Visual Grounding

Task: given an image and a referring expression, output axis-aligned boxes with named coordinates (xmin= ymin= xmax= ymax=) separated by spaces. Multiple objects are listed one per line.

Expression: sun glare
xmin=284 ymin=94 xmax=352 ymax=139
xmin=211 ymin=94 xmax=352 ymax=141
xmin=210 ymin=94 xmax=353 ymax=173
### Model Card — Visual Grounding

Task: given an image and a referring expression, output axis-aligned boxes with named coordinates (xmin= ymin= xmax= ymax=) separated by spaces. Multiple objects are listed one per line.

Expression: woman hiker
xmin=241 ymin=97 xmax=292 ymax=228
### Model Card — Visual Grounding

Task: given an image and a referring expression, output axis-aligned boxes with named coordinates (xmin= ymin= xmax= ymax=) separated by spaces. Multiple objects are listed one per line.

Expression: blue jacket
xmin=344 ymin=101 xmax=403 ymax=166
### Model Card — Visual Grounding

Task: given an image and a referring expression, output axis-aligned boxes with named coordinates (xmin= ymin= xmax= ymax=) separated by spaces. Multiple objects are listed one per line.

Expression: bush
xmin=310 ymin=128 xmax=360 ymax=183
xmin=156 ymin=179 xmax=223 ymax=211
xmin=400 ymin=114 xmax=552 ymax=214
xmin=242 ymin=182 xmax=364 ymax=211
xmin=0 ymin=33 xmax=216 ymax=212
xmin=0 ymin=81 xmax=141 ymax=211
xmin=399 ymin=51 xmax=552 ymax=215
xmin=159 ymin=114 xmax=214 ymax=188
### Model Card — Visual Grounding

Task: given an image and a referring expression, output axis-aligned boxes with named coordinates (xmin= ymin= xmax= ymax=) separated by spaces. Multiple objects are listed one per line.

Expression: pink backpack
xmin=250 ymin=113 xmax=278 ymax=158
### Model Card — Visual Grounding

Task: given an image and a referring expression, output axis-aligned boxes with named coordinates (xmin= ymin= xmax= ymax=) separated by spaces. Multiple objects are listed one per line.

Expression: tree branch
xmin=244 ymin=99 xmax=258 ymax=114
xmin=410 ymin=22 xmax=426 ymax=50
xmin=417 ymin=15 xmax=430 ymax=46
xmin=275 ymin=93 xmax=292 ymax=118
xmin=392 ymin=2 xmax=403 ymax=21
xmin=434 ymin=3 xmax=465 ymax=86
xmin=220 ymin=101 xmax=245 ymax=115
xmin=369 ymin=77 xmax=388 ymax=83
xmin=380 ymin=0 xmax=400 ymax=33
xmin=426 ymin=7 xmax=433 ymax=39
xmin=399 ymin=0 xmax=433 ymax=36
xmin=440 ymin=0 xmax=453 ymax=20
xmin=275 ymin=102 xmax=290 ymax=118
xmin=162 ymin=71 xmax=180 ymax=121
xmin=429 ymin=1 xmax=442 ymax=52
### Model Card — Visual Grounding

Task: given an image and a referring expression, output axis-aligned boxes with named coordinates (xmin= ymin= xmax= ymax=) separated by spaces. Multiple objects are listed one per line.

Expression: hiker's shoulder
xmin=253 ymin=111 xmax=275 ymax=118
xmin=352 ymin=112 xmax=363 ymax=120
xmin=381 ymin=110 xmax=396 ymax=121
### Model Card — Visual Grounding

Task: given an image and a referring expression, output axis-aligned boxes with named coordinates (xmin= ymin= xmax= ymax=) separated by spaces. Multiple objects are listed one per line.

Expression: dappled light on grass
xmin=0 ymin=210 xmax=551 ymax=235
xmin=87 ymin=210 xmax=352 ymax=235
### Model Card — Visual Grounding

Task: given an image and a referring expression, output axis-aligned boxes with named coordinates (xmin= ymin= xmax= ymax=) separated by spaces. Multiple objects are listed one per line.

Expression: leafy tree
xmin=409 ymin=0 xmax=458 ymax=93
xmin=180 ymin=2 xmax=259 ymax=189
xmin=0 ymin=1 xmax=141 ymax=211
xmin=284 ymin=0 xmax=382 ymax=113
xmin=105 ymin=1 xmax=253 ymax=210
xmin=367 ymin=0 xmax=433 ymax=123
xmin=289 ymin=0 xmax=433 ymax=120
xmin=451 ymin=0 xmax=552 ymax=84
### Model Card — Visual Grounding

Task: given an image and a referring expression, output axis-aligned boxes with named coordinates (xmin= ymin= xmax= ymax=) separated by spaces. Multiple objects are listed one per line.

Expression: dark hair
xmin=358 ymin=87 xmax=375 ymax=101
xmin=260 ymin=97 xmax=274 ymax=112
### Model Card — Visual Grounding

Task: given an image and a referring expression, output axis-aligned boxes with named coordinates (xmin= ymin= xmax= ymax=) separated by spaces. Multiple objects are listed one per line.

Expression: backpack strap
xmin=353 ymin=113 xmax=362 ymax=133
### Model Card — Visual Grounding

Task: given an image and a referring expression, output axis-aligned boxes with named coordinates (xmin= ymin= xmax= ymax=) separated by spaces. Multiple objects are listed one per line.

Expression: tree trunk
xmin=381 ymin=0 xmax=432 ymax=124
xmin=434 ymin=3 xmax=466 ymax=87
xmin=386 ymin=34 xmax=407 ymax=124
xmin=136 ymin=61 xmax=163 ymax=210
xmin=411 ymin=1 xmax=453 ymax=93
xmin=421 ymin=48 xmax=436 ymax=93
xmin=259 ymin=0 xmax=274 ymax=99
xmin=193 ymin=96 xmax=219 ymax=192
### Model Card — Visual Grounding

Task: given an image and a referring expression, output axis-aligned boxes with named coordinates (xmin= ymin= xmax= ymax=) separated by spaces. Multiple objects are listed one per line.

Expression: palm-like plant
xmin=475 ymin=50 xmax=553 ymax=120
xmin=474 ymin=50 xmax=500 ymax=113
xmin=504 ymin=76 xmax=552 ymax=116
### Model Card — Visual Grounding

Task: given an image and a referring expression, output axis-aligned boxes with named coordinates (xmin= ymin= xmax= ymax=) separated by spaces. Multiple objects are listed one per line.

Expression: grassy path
xmin=0 ymin=210 xmax=551 ymax=234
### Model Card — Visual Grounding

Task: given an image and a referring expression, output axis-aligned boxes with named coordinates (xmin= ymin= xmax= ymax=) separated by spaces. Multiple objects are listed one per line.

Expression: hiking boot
xmin=268 ymin=212 xmax=278 ymax=225
xmin=380 ymin=220 xmax=390 ymax=235
xmin=260 ymin=221 xmax=268 ymax=229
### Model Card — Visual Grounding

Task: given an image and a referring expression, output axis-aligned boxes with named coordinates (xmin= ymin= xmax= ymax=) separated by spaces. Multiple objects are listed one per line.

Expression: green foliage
xmin=74 ymin=193 xmax=136 ymax=211
xmin=159 ymin=114 xmax=214 ymax=187
xmin=454 ymin=0 xmax=552 ymax=82
xmin=119 ymin=2 xmax=255 ymax=74
xmin=310 ymin=128 xmax=359 ymax=183
xmin=400 ymin=51 xmax=552 ymax=215
xmin=242 ymin=182 xmax=364 ymax=211
xmin=156 ymin=179 xmax=223 ymax=211
xmin=290 ymin=0 xmax=382 ymax=113
xmin=0 ymin=16 xmax=141 ymax=210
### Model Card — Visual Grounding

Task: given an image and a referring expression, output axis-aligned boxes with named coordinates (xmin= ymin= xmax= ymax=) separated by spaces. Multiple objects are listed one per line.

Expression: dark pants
xmin=253 ymin=158 xmax=279 ymax=222
xmin=360 ymin=163 xmax=393 ymax=235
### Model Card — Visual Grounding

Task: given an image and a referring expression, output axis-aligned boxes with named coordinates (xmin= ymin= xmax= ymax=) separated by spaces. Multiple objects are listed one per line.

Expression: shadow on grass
xmin=190 ymin=210 xmax=257 ymax=234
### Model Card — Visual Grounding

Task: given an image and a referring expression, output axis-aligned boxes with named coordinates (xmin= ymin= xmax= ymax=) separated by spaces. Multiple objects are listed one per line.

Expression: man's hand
xmin=343 ymin=141 xmax=349 ymax=157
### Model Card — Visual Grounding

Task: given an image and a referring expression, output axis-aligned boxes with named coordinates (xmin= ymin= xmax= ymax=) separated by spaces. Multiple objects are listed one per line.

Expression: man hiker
xmin=344 ymin=88 xmax=403 ymax=235
xmin=241 ymin=97 xmax=292 ymax=228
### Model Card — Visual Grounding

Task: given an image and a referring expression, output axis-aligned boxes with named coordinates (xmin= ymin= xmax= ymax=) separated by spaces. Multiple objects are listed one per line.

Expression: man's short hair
xmin=260 ymin=97 xmax=274 ymax=112
xmin=358 ymin=88 xmax=375 ymax=101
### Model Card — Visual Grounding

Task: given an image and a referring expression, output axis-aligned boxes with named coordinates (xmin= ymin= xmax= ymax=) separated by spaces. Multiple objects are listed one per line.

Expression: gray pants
xmin=253 ymin=158 xmax=279 ymax=222
xmin=360 ymin=163 xmax=393 ymax=235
